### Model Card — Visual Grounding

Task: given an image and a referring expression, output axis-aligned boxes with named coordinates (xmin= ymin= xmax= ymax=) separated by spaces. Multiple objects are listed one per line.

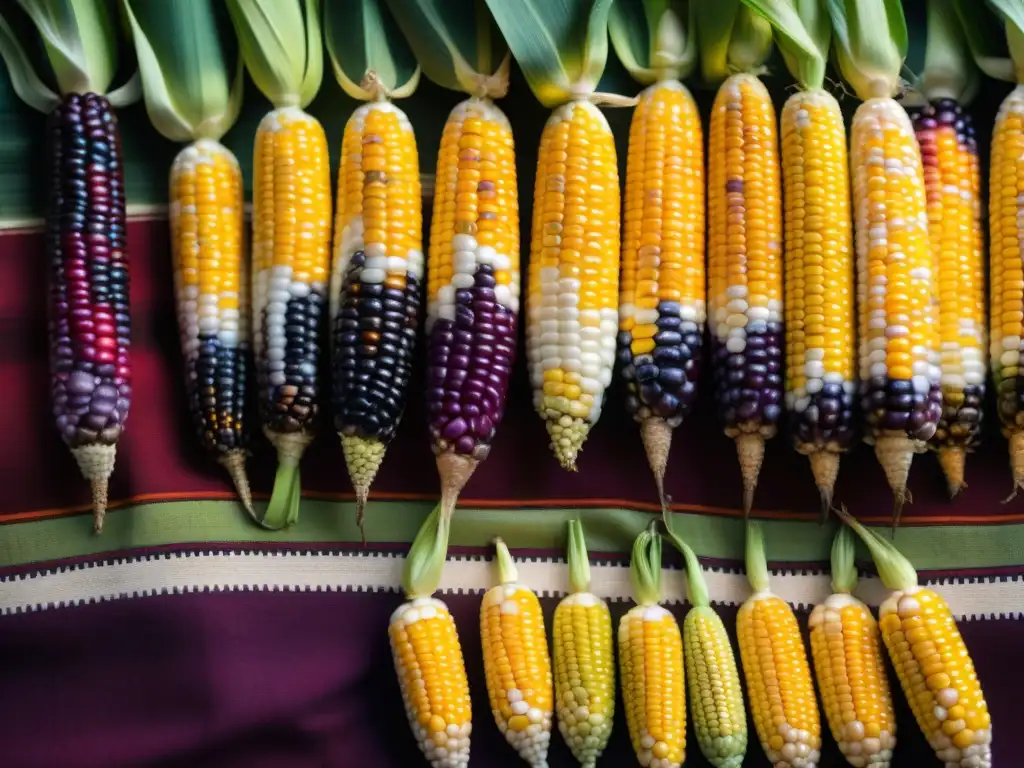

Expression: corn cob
xmin=482 ymin=538 xmax=554 ymax=766
xmin=169 ymin=141 xmax=253 ymax=512
xmin=426 ymin=96 xmax=519 ymax=512
xmin=391 ymin=504 xmax=473 ymax=767
xmin=527 ymin=99 xmax=620 ymax=471
xmin=911 ymin=100 xmax=984 ymax=497
xmin=836 ymin=507 xmax=992 ymax=768
xmin=664 ymin=520 xmax=747 ymax=767
xmin=738 ymin=521 xmax=822 ymax=767
xmin=809 ymin=525 xmax=896 ymax=768
xmin=618 ymin=80 xmax=705 ymax=503
xmin=827 ymin=0 xmax=939 ymax=527
xmin=251 ymin=106 xmax=332 ymax=525
xmin=990 ymin=85 xmax=1024 ymax=495
xmin=331 ymin=99 xmax=423 ymax=531
xmin=782 ymin=89 xmax=857 ymax=513
xmin=552 ymin=520 xmax=614 ymax=767
xmin=619 ymin=523 xmax=686 ymax=768
xmin=708 ymin=72 xmax=784 ymax=514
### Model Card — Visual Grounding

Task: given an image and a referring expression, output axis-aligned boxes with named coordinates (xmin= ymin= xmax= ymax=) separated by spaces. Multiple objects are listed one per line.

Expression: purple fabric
xmin=0 ymin=590 xmax=1013 ymax=766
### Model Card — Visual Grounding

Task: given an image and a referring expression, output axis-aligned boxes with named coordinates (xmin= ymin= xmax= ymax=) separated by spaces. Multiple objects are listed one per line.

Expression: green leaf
xmin=696 ymin=0 xmax=771 ymax=82
xmin=988 ymin=0 xmax=1024 ymax=82
xmin=566 ymin=518 xmax=591 ymax=594
xmin=826 ymin=0 xmax=907 ymax=100
xmin=15 ymin=0 xmax=124 ymax=96
xmin=484 ymin=0 xmax=615 ymax=107
xmin=226 ymin=0 xmax=322 ymax=108
xmin=629 ymin=521 xmax=663 ymax=606
xmin=744 ymin=520 xmax=770 ymax=593
xmin=726 ymin=4 xmax=773 ymax=73
xmin=121 ymin=0 xmax=240 ymax=142
xmin=954 ymin=0 xmax=1013 ymax=82
xmin=324 ymin=0 xmax=420 ymax=100
xmin=402 ymin=504 xmax=450 ymax=598
xmin=0 ymin=9 xmax=59 ymax=112
xmin=834 ymin=506 xmax=918 ymax=592
xmin=384 ymin=0 xmax=507 ymax=95
xmin=741 ymin=0 xmax=827 ymax=89
xmin=609 ymin=0 xmax=696 ymax=84
xmin=492 ymin=537 xmax=520 ymax=585
xmin=829 ymin=524 xmax=858 ymax=594
xmin=912 ymin=0 xmax=978 ymax=104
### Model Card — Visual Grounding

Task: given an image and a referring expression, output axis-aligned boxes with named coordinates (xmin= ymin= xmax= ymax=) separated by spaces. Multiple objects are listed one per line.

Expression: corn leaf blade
xmin=483 ymin=0 xmax=614 ymax=107
xmin=0 ymin=9 xmax=59 ymax=112
xmin=384 ymin=0 xmax=505 ymax=93
xmin=609 ymin=0 xmax=695 ymax=84
xmin=741 ymin=0 xmax=826 ymax=89
xmin=324 ymin=0 xmax=418 ymax=100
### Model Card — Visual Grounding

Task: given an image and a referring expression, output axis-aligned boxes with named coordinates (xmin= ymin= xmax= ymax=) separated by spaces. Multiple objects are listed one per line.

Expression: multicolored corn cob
xmin=618 ymin=80 xmax=705 ymax=502
xmin=738 ymin=521 xmax=821 ymax=767
xmin=426 ymin=97 xmax=519 ymax=510
xmin=809 ymin=526 xmax=896 ymax=768
xmin=853 ymin=97 xmax=940 ymax=522
xmin=48 ymin=93 xmax=131 ymax=532
xmin=664 ymin=523 xmax=747 ymax=768
xmin=391 ymin=505 xmax=473 ymax=767
xmin=527 ymin=99 xmax=620 ymax=471
xmin=251 ymin=106 xmax=332 ymax=525
xmin=837 ymin=507 xmax=991 ymax=768
xmin=908 ymin=99 xmax=985 ymax=497
xmin=619 ymin=524 xmax=686 ymax=768
xmin=553 ymin=520 xmax=614 ymax=767
xmin=331 ymin=100 xmax=423 ymax=529
xmin=708 ymin=72 xmax=784 ymax=514
xmin=781 ymin=89 xmax=857 ymax=512
xmin=169 ymin=140 xmax=252 ymax=511
xmin=482 ymin=538 xmax=554 ymax=766
xmin=989 ymin=85 xmax=1024 ymax=495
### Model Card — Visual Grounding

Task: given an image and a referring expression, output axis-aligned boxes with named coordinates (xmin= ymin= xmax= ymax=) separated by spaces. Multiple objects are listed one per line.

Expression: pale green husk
xmin=122 ymin=0 xmax=243 ymax=142
xmin=493 ymin=537 xmax=520 ymax=585
xmin=834 ymin=506 xmax=918 ymax=592
xmin=629 ymin=521 xmax=663 ymax=606
xmin=385 ymin=0 xmax=508 ymax=97
xmin=0 ymin=0 xmax=139 ymax=112
xmin=325 ymin=0 xmax=420 ymax=101
xmin=225 ymin=0 xmax=322 ymax=108
xmin=984 ymin=0 xmax=1024 ymax=83
xmin=903 ymin=0 xmax=978 ymax=105
xmin=741 ymin=0 xmax=828 ymax=90
xmin=696 ymin=0 xmax=773 ymax=82
xmin=609 ymin=0 xmax=697 ymax=84
xmin=403 ymin=504 xmax=449 ymax=598
xmin=484 ymin=0 xmax=616 ymax=107
xmin=829 ymin=524 xmax=858 ymax=594
xmin=825 ymin=0 xmax=908 ymax=99
xmin=744 ymin=520 xmax=770 ymax=593
xmin=566 ymin=518 xmax=591 ymax=594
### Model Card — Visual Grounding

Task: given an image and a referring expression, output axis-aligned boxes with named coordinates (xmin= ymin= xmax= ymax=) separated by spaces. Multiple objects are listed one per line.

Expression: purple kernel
xmin=443 ymin=417 xmax=468 ymax=439
xmin=456 ymin=435 xmax=476 ymax=454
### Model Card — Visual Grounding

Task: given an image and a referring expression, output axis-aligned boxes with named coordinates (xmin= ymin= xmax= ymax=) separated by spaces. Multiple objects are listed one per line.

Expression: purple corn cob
xmin=425 ymin=99 xmax=520 ymax=511
xmin=47 ymin=93 xmax=131 ymax=532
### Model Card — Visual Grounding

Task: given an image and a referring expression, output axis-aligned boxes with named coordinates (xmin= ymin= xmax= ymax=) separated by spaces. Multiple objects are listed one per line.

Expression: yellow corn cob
xmin=252 ymin=106 xmax=332 ymax=528
xmin=527 ymin=99 xmax=621 ymax=471
xmin=781 ymin=89 xmax=856 ymax=512
xmin=707 ymin=73 xmax=784 ymax=514
xmin=837 ymin=508 xmax=991 ymax=768
xmin=553 ymin=520 xmax=615 ymax=767
xmin=482 ymin=538 xmax=554 ymax=766
xmin=169 ymin=139 xmax=253 ymax=512
xmin=738 ymin=522 xmax=822 ymax=767
xmin=990 ymin=85 xmax=1024 ymax=494
xmin=852 ymin=97 xmax=939 ymax=525
xmin=910 ymin=100 xmax=986 ymax=498
xmin=389 ymin=597 xmax=473 ymax=767
xmin=618 ymin=80 xmax=705 ymax=501
xmin=330 ymin=100 xmax=423 ymax=530
xmin=808 ymin=527 xmax=896 ymax=768
xmin=619 ymin=525 xmax=686 ymax=768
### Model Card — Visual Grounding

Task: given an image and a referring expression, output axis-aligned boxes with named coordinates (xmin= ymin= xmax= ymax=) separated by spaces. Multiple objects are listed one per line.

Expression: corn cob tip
xmin=808 ymin=452 xmax=840 ymax=523
xmin=340 ymin=434 xmax=387 ymax=539
xmin=71 ymin=444 xmax=116 ymax=534
xmin=1004 ymin=432 xmax=1024 ymax=504
xmin=546 ymin=418 xmax=589 ymax=472
xmin=874 ymin=435 xmax=918 ymax=530
xmin=641 ymin=418 xmax=673 ymax=511
xmin=218 ymin=450 xmax=255 ymax=518
xmin=938 ymin=447 xmax=967 ymax=500
xmin=437 ymin=451 xmax=479 ymax=520
xmin=736 ymin=434 xmax=764 ymax=516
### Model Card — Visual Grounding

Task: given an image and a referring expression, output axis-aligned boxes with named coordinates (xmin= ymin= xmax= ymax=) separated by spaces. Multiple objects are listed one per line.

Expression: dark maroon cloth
xmin=0 ymin=584 xmax=1014 ymax=767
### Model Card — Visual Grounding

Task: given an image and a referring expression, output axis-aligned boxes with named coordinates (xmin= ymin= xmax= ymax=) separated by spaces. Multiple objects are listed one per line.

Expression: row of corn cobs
xmin=389 ymin=517 xmax=991 ymax=768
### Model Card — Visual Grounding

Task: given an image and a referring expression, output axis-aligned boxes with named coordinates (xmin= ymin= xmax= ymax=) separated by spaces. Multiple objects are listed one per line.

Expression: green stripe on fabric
xmin=0 ymin=499 xmax=1018 ymax=571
